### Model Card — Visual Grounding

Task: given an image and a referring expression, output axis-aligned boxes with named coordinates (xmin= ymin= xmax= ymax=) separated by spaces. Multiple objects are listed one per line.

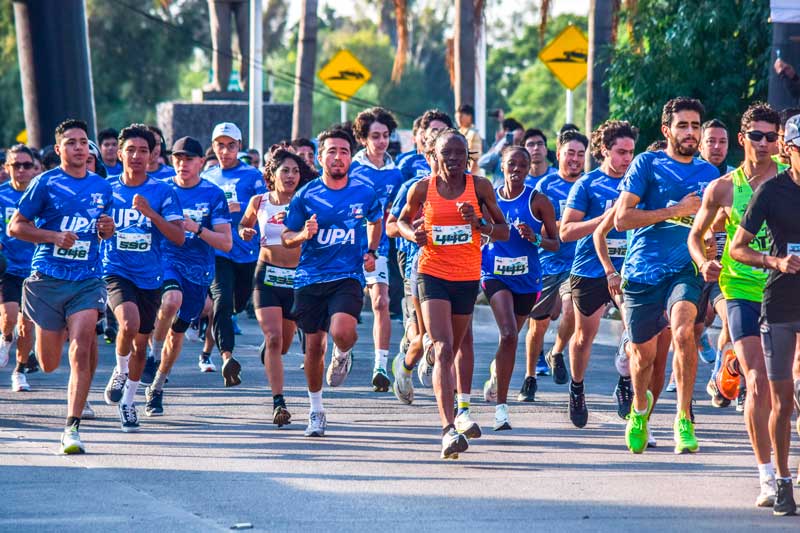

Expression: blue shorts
xmin=162 ymin=266 xmax=209 ymax=324
xmin=726 ymin=299 xmax=761 ymax=342
xmin=622 ymin=262 xmax=703 ymax=344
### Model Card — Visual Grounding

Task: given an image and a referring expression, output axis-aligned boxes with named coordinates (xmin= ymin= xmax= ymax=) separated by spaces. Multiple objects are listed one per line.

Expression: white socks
xmin=116 ymin=353 xmax=129 ymax=374
xmin=123 ymin=379 xmax=139 ymax=406
xmin=374 ymin=349 xmax=389 ymax=370
xmin=758 ymin=462 xmax=776 ymax=481
xmin=308 ymin=390 xmax=324 ymax=412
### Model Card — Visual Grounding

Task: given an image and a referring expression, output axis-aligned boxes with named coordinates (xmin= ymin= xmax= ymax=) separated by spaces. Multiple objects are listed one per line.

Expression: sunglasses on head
xmin=744 ymin=130 xmax=779 ymax=143
xmin=9 ymin=162 xmax=34 ymax=170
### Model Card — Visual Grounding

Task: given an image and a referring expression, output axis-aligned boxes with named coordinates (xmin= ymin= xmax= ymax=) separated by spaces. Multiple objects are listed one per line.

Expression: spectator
xmin=456 ymin=103 xmax=483 ymax=173
xmin=774 ymin=58 xmax=800 ymax=104
xmin=478 ymin=116 xmax=524 ymax=180
xmin=246 ymin=148 xmax=261 ymax=169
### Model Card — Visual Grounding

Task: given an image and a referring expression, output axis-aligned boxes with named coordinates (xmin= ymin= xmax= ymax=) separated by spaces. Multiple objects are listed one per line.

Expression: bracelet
xmin=487 ymin=223 xmax=494 ymax=238
xmin=531 ymin=233 xmax=542 ymax=247
xmin=761 ymin=253 xmax=767 ymax=270
xmin=607 ymin=271 xmax=620 ymax=278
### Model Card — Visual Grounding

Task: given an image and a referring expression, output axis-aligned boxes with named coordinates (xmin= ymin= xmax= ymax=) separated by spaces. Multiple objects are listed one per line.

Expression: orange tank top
xmin=418 ymin=174 xmax=482 ymax=281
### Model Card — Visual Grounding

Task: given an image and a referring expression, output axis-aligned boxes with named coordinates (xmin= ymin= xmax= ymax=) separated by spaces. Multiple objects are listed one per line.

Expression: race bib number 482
xmin=54 ymin=240 xmax=90 ymax=261
xmin=432 ymin=224 xmax=472 ymax=246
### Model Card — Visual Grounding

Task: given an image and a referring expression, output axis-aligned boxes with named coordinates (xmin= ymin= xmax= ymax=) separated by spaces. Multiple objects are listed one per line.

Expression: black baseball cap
xmin=171 ymin=136 xmax=204 ymax=157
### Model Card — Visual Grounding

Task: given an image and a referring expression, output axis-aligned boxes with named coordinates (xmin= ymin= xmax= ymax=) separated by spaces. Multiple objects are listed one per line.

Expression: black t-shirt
xmin=741 ymin=170 xmax=800 ymax=322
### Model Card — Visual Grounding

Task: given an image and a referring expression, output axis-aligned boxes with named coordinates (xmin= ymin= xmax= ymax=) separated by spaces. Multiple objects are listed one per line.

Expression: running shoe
xmin=546 ymin=350 xmax=568 ymax=385
xmin=325 ymin=347 xmax=352 ymax=387
xmin=221 ymin=356 xmax=242 ymax=387
xmin=81 ymin=402 xmax=96 ymax=420
xmin=736 ymin=386 xmax=746 ymax=412
xmin=441 ymin=427 xmax=469 ymax=460
xmin=144 ymin=386 xmax=163 ymax=416
xmin=304 ymin=411 xmax=327 ymax=437
xmin=715 ymin=348 xmax=740 ymax=401
xmin=454 ymin=409 xmax=482 ymax=439
xmin=103 ymin=325 xmax=116 ymax=345
xmin=625 ymin=390 xmax=653 ymax=454
xmin=25 ymin=352 xmax=39 ymax=374
xmin=417 ymin=337 xmax=434 ymax=388
xmin=482 ymin=359 xmax=498 ymax=403
xmin=60 ymin=426 xmax=85 ymax=455
xmin=0 ymin=334 xmax=14 ymax=367
xmin=774 ymin=479 xmax=797 ymax=516
xmin=613 ymin=378 xmax=633 ymax=420
xmin=104 ymin=369 xmax=127 ymax=405
xmin=665 ymin=373 xmax=676 ymax=392
xmin=698 ymin=331 xmax=715 ymax=363
xmin=391 ymin=353 xmax=414 ymax=405
xmin=11 ymin=372 xmax=30 ymax=392
xmin=118 ymin=403 xmax=140 ymax=433
xmin=757 ymin=476 xmax=777 ymax=508
xmin=198 ymin=354 xmax=216 ymax=373
xmin=494 ymin=404 xmax=511 ymax=431
xmin=272 ymin=405 xmax=291 ymax=427
xmin=140 ymin=356 xmax=158 ymax=386
xmin=673 ymin=411 xmax=699 ymax=454
xmin=706 ymin=378 xmax=731 ymax=408
xmin=371 ymin=367 xmax=390 ymax=392
xmin=535 ymin=351 xmax=550 ymax=376
xmin=615 ymin=331 xmax=631 ymax=377
xmin=569 ymin=387 xmax=588 ymax=428
xmin=232 ymin=314 xmax=243 ymax=335
xmin=646 ymin=425 xmax=657 ymax=448
xmin=517 ymin=376 xmax=537 ymax=402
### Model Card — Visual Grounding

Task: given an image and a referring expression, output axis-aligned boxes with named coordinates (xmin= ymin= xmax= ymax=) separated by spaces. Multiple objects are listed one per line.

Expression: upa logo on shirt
xmin=112 ymin=208 xmax=152 ymax=229
xmin=316 ymin=227 xmax=355 ymax=246
xmin=59 ymin=216 xmax=97 ymax=234
xmin=348 ymin=203 xmax=364 ymax=219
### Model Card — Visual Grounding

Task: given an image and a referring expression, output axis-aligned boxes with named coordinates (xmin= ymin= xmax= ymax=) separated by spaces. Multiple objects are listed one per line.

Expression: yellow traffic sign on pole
xmin=318 ymin=50 xmax=372 ymax=102
xmin=15 ymin=130 xmax=27 ymax=144
xmin=538 ymin=25 xmax=589 ymax=90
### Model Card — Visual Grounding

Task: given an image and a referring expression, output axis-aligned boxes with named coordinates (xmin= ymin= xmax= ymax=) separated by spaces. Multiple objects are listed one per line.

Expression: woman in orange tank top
xmin=398 ymin=129 xmax=509 ymax=459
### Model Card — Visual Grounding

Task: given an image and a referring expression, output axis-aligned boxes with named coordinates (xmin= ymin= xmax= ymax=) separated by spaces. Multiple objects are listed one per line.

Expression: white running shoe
xmin=391 ymin=353 xmax=414 ymax=405
xmin=483 ymin=359 xmax=498 ymax=403
xmin=0 ymin=333 xmax=14 ymax=368
xmin=81 ymin=402 xmax=96 ymax=420
xmin=493 ymin=404 xmax=511 ymax=431
xmin=647 ymin=425 xmax=657 ymax=448
xmin=615 ymin=331 xmax=631 ymax=378
xmin=11 ymin=372 xmax=30 ymax=392
xmin=104 ymin=369 xmax=127 ymax=405
xmin=757 ymin=476 xmax=777 ymax=507
xmin=417 ymin=334 xmax=434 ymax=388
xmin=454 ymin=409 xmax=482 ymax=439
xmin=198 ymin=354 xmax=216 ymax=373
xmin=441 ymin=428 xmax=469 ymax=459
xmin=325 ymin=346 xmax=352 ymax=387
xmin=60 ymin=426 xmax=85 ymax=454
xmin=304 ymin=411 xmax=327 ymax=437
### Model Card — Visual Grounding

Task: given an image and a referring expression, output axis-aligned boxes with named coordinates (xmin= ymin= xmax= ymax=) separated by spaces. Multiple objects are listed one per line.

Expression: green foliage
xmin=607 ymin=0 xmax=771 ymax=155
xmin=0 ymin=3 xmax=24 ymax=146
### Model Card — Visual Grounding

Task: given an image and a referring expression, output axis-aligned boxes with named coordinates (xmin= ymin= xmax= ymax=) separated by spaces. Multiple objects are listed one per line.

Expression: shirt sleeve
xmin=210 ymin=189 xmax=232 ymax=226
xmin=283 ymin=191 xmax=307 ymax=232
xmin=160 ymin=187 xmax=184 ymax=222
xmin=390 ymin=182 xmax=411 ymax=218
xmin=16 ymin=175 xmax=47 ymax=222
xmin=619 ymin=153 xmax=651 ymax=199
xmin=366 ymin=189 xmax=382 ymax=223
xmin=566 ymin=179 xmax=589 ymax=212
xmin=740 ymin=181 xmax=771 ymax=236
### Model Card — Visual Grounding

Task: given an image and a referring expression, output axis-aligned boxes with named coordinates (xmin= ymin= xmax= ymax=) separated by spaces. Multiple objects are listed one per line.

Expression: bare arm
xmin=688 ymin=180 xmax=723 ymax=281
xmin=614 ymin=191 xmax=700 ymax=232
xmin=473 ymin=177 xmax=509 ymax=242
xmin=560 ymin=206 xmax=602 ymax=242
xmin=282 ymin=214 xmax=317 ymax=249
xmin=366 ymin=218 xmax=382 ymax=250
xmin=592 ymin=208 xmax=623 ymax=296
xmin=397 ymin=181 xmax=427 ymax=245
xmin=730 ymin=226 xmax=800 ymax=273
xmin=531 ymin=193 xmax=559 ymax=252
xmin=238 ymin=195 xmax=262 ymax=241
xmin=9 ymin=211 xmax=74 ymax=247
xmin=183 ymin=215 xmax=232 ymax=253
xmin=132 ymin=194 xmax=184 ymax=247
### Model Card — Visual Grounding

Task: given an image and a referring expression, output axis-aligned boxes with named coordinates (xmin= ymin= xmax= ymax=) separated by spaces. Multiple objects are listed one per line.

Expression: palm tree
xmin=292 ymin=0 xmax=318 ymax=139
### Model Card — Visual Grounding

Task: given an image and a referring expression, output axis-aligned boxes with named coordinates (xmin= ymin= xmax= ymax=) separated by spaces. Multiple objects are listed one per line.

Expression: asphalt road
xmin=1 ymin=308 xmax=798 ymax=532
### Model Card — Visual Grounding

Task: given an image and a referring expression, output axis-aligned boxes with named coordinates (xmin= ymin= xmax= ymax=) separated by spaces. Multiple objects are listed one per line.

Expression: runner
xmin=560 ymin=120 xmax=637 ymax=425
xmin=397 ymin=128 xmax=509 ymax=459
xmin=290 ymin=138 xmax=318 ymax=176
xmin=0 ymin=145 xmax=37 ymax=392
xmin=97 ymin=128 xmax=123 ymax=176
xmin=481 ymin=145 xmax=558 ymax=430
xmin=615 ymin=97 xmax=718 ymax=454
xmin=282 ymin=128 xmax=382 ymax=438
xmin=145 ymin=137 xmax=232 ymax=416
xmin=521 ymin=130 xmax=587 ymax=402
xmin=238 ymin=148 xmax=314 ymax=426
xmin=9 ymin=119 xmax=115 ymax=454
xmin=145 ymin=125 xmax=176 ymax=181
xmin=399 ymin=110 xmax=453 ymax=181
xmin=728 ymin=112 xmax=800 ymax=516
xmin=100 ymin=125 xmax=185 ymax=432
xmin=202 ymin=122 xmax=266 ymax=384
xmin=522 ymin=128 xmax=557 ymax=189
xmin=350 ymin=107 xmax=404 ymax=392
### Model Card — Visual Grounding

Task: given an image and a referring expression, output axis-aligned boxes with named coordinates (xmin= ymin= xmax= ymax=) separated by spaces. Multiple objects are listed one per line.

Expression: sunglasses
xmin=9 ymin=162 xmax=34 ymax=170
xmin=744 ymin=130 xmax=779 ymax=143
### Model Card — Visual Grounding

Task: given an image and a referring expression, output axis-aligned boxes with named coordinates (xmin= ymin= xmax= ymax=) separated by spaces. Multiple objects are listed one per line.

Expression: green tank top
xmin=718 ymin=167 xmax=772 ymax=301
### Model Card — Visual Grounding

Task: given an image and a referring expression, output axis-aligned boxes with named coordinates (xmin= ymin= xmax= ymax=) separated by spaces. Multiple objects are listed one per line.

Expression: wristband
xmin=195 ymin=225 xmax=203 ymax=236
xmin=367 ymin=249 xmax=378 ymax=258
xmin=531 ymin=233 xmax=542 ymax=247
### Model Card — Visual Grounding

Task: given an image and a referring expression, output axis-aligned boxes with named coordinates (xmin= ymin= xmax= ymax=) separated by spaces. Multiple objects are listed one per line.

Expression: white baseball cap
xmin=785 ymin=114 xmax=800 ymax=148
xmin=211 ymin=122 xmax=242 ymax=142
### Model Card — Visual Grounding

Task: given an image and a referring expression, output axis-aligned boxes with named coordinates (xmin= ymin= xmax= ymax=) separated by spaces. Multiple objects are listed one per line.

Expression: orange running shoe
xmin=715 ymin=348 xmax=740 ymax=401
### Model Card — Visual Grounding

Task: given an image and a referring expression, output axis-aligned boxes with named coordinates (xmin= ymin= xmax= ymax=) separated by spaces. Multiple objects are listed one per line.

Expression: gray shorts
xmin=760 ymin=319 xmax=800 ymax=382
xmin=22 ymin=272 xmax=107 ymax=331
xmin=530 ymin=271 xmax=571 ymax=320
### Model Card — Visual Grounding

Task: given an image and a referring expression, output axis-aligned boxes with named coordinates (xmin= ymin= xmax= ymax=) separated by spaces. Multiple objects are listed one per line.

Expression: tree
xmin=607 ymin=0 xmax=771 ymax=155
xmin=292 ymin=0 xmax=318 ymax=138
xmin=0 ymin=3 xmax=24 ymax=146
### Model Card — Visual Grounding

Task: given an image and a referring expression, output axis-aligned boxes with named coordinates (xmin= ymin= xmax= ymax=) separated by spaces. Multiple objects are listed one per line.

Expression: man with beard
xmin=282 ymin=128 xmax=382 ymax=438
xmin=614 ymin=98 xmax=718 ymax=454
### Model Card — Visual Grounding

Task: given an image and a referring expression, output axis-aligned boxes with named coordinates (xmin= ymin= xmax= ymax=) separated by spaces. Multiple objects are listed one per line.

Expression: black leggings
xmin=209 ymin=257 xmax=256 ymax=353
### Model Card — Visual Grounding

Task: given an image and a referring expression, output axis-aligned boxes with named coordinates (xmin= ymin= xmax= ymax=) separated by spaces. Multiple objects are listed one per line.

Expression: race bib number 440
xmin=432 ymin=224 xmax=472 ymax=246
xmin=54 ymin=240 xmax=90 ymax=261
xmin=116 ymin=232 xmax=152 ymax=252
xmin=493 ymin=256 xmax=529 ymax=276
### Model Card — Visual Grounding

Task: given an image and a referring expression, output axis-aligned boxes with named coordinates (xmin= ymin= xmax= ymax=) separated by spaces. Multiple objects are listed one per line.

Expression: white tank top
xmin=256 ymin=193 xmax=288 ymax=246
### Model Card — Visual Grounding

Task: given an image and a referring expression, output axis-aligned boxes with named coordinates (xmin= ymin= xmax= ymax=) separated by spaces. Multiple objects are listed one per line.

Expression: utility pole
xmin=454 ymin=0 xmax=475 ymax=110
xmin=248 ymin=0 xmax=263 ymax=153
xmin=292 ymin=0 xmax=318 ymax=139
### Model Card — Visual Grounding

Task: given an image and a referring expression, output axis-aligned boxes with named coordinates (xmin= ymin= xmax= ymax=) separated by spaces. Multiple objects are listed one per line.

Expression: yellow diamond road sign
xmin=318 ymin=50 xmax=372 ymax=102
xmin=538 ymin=25 xmax=589 ymax=90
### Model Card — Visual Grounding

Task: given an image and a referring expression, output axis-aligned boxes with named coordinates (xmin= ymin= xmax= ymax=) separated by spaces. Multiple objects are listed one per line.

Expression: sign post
xmin=318 ymin=50 xmax=372 ymax=124
xmin=538 ymin=25 xmax=589 ymax=125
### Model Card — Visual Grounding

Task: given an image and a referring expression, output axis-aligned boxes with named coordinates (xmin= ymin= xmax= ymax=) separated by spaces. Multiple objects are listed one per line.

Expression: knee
xmin=332 ymin=330 xmax=357 ymax=349
xmin=118 ymin=318 xmax=139 ymax=339
xmin=39 ymin=355 xmax=59 ymax=373
xmin=672 ymin=325 xmax=695 ymax=348
xmin=372 ymin=291 xmax=389 ymax=313
xmin=498 ymin=327 xmax=517 ymax=347
xmin=433 ymin=340 xmax=454 ymax=364
xmin=774 ymin=394 xmax=794 ymax=418
xmin=264 ymin=331 xmax=281 ymax=352
xmin=161 ymin=298 xmax=180 ymax=318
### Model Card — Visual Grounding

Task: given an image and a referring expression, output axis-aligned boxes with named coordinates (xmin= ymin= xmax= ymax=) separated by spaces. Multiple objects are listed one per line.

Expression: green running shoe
xmin=625 ymin=390 xmax=653 ymax=454
xmin=673 ymin=411 xmax=699 ymax=454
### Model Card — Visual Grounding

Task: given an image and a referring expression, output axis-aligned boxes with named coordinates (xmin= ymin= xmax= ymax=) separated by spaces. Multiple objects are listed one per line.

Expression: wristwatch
xmin=478 ymin=217 xmax=488 ymax=228
xmin=367 ymin=249 xmax=378 ymax=258
xmin=195 ymin=225 xmax=204 ymax=236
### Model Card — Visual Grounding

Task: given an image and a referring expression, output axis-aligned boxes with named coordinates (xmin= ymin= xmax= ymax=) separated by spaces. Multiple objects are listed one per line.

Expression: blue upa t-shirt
xmin=0 ymin=183 xmax=36 ymax=278
xmin=284 ymin=177 xmax=382 ymax=289
xmin=102 ymin=176 xmax=184 ymax=289
xmin=534 ymin=172 xmax=579 ymax=276
xmin=349 ymin=150 xmax=404 ymax=257
xmin=619 ymin=150 xmax=718 ymax=285
xmin=16 ymin=167 xmax=114 ymax=281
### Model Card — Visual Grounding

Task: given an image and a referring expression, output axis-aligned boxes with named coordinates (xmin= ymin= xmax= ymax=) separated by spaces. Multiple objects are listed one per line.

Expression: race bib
xmin=606 ymin=238 xmax=627 ymax=258
xmin=493 ymin=255 xmax=529 ymax=276
xmin=53 ymin=240 xmax=90 ymax=261
xmin=432 ymin=224 xmax=472 ymax=246
xmin=559 ymin=199 xmax=567 ymax=217
xmin=116 ymin=232 xmax=152 ymax=252
xmin=667 ymin=215 xmax=695 ymax=228
xmin=221 ymin=183 xmax=239 ymax=204
xmin=264 ymin=265 xmax=295 ymax=288
xmin=5 ymin=207 xmax=15 ymax=224
xmin=787 ymin=243 xmax=800 ymax=257
xmin=183 ymin=208 xmax=207 ymax=223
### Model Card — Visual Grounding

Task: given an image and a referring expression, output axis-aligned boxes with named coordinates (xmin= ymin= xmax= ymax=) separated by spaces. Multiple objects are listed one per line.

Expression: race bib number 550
xmin=432 ymin=224 xmax=472 ymax=246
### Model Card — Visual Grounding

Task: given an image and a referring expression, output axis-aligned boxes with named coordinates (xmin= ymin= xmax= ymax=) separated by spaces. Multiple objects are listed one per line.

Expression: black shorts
xmin=0 ymin=273 xmax=25 ymax=305
xmin=418 ymin=273 xmax=480 ymax=316
xmin=696 ymin=282 xmax=724 ymax=324
xmin=726 ymin=299 xmax=760 ymax=342
xmin=105 ymin=275 xmax=162 ymax=334
xmin=292 ymin=278 xmax=363 ymax=334
xmin=482 ymin=278 xmax=539 ymax=316
xmin=570 ymin=274 xmax=613 ymax=317
xmin=253 ymin=262 xmax=295 ymax=319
